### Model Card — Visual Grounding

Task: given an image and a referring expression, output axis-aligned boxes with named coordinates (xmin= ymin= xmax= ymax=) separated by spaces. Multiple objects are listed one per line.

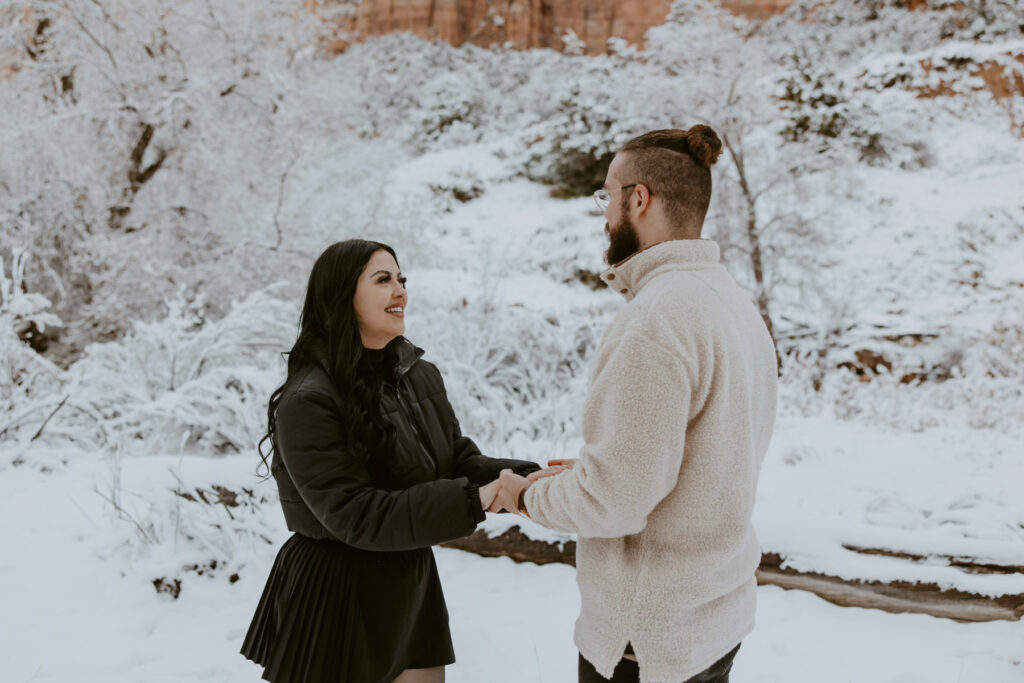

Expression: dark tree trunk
xmin=720 ymin=132 xmax=782 ymax=371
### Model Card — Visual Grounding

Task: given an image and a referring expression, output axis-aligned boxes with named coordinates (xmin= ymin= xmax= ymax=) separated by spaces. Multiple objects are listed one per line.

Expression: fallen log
xmin=444 ymin=527 xmax=577 ymax=566
xmin=441 ymin=530 xmax=1024 ymax=623
xmin=757 ymin=552 xmax=1024 ymax=623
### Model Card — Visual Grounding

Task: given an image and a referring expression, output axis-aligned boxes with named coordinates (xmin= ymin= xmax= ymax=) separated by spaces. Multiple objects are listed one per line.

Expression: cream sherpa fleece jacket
xmin=524 ymin=239 xmax=778 ymax=683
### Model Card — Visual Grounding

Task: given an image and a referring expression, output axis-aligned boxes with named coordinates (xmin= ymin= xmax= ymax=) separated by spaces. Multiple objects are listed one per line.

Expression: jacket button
xmin=607 ymin=273 xmax=615 ymax=280
xmin=620 ymin=288 xmax=628 ymax=294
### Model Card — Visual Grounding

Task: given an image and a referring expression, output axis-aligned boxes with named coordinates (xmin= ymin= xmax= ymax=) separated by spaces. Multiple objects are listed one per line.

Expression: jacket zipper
xmin=389 ymin=379 xmax=438 ymax=476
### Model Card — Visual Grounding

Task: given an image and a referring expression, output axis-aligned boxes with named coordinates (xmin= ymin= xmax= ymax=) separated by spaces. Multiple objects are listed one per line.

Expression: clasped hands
xmin=478 ymin=459 xmax=577 ymax=514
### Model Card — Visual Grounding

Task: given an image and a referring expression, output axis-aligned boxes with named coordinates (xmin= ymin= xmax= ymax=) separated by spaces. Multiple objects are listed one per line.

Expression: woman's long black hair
xmin=258 ymin=239 xmax=399 ymax=476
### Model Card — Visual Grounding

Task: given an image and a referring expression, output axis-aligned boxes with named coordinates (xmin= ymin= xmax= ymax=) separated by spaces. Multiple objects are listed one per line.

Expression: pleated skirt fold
xmin=241 ymin=533 xmax=455 ymax=683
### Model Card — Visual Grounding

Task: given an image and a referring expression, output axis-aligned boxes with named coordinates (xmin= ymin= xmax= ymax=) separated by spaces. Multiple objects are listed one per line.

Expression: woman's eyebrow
xmin=369 ymin=269 xmax=392 ymax=278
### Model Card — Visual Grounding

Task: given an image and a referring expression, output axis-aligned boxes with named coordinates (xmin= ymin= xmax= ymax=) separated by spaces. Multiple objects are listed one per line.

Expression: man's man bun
xmin=683 ymin=125 xmax=722 ymax=169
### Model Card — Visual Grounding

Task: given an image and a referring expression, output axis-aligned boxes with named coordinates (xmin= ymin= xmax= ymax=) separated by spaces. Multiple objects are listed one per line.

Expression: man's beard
xmin=604 ymin=211 xmax=641 ymax=266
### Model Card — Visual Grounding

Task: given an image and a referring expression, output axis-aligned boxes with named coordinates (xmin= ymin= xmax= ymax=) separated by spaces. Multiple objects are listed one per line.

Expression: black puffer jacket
xmin=272 ymin=337 xmax=540 ymax=550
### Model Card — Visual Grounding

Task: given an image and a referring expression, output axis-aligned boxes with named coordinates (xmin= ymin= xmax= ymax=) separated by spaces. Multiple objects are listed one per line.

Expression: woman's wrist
xmin=479 ymin=480 xmax=499 ymax=509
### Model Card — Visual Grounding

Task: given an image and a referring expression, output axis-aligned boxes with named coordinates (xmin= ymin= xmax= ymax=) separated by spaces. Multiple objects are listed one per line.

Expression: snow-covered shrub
xmin=348 ymin=37 xmax=640 ymax=195
xmin=773 ymin=0 xmax=951 ymax=60
xmin=823 ymin=364 xmax=1023 ymax=435
xmin=0 ymin=190 xmax=98 ymax=329
xmin=0 ymin=250 xmax=62 ymax=353
xmin=778 ymin=52 xmax=852 ymax=143
xmin=346 ymin=36 xmax=493 ymax=149
xmin=0 ymin=250 xmax=65 ymax=447
xmin=513 ymin=52 xmax=687 ymax=196
xmin=409 ymin=289 xmax=611 ymax=455
xmin=520 ymin=83 xmax=622 ymax=197
xmin=779 ymin=311 xmax=1024 ymax=434
xmin=0 ymin=0 xmax=331 ymax=355
xmin=429 ymin=167 xmax=486 ymax=209
xmin=930 ymin=0 xmax=1024 ymax=41
xmin=412 ymin=70 xmax=487 ymax=151
xmin=60 ymin=288 xmax=295 ymax=455
xmin=97 ymin=455 xmax=283 ymax=594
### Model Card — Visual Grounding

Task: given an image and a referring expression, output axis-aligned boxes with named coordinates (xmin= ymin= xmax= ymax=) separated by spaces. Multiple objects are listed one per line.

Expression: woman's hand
xmin=479 ymin=479 xmax=501 ymax=510
xmin=525 ymin=458 xmax=579 ymax=482
xmin=526 ymin=465 xmax=569 ymax=483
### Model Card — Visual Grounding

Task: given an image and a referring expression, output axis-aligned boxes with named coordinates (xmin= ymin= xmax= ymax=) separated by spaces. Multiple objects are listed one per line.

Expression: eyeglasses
xmin=593 ymin=184 xmax=638 ymax=211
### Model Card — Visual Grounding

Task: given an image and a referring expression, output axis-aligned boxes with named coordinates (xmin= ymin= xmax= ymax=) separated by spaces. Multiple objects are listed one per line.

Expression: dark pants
xmin=578 ymin=643 xmax=741 ymax=683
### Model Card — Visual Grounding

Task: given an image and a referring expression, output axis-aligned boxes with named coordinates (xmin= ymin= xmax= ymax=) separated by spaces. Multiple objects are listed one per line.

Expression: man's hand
xmin=494 ymin=468 xmax=531 ymax=515
xmin=525 ymin=465 xmax=570 ymax=483
xmin=483 ymin=470 xmax=536 ymax=513
xmin=482 ymin=476 xmax=522 ymax=513
xmin=546 ymin=458 xmax=578 ymax=469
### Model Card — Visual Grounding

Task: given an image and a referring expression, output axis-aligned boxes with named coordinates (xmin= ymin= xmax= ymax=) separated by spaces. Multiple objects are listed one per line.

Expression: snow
xmin=2 ymin=454 xmax=1022 ymax=683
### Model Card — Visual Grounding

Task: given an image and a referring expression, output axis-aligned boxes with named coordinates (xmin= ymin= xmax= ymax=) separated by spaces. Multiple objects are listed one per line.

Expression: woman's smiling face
xmin=353 ymin=249 xmax=407 ymax=349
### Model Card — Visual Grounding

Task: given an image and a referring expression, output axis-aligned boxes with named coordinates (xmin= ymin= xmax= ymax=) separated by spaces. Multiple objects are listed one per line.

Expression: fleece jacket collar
xmin=600 ymin=239 xmax=721 ymax=302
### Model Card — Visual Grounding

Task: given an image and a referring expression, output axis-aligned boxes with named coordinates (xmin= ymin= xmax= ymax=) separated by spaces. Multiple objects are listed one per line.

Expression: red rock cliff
xmin=310 ymin=0 xmax=793 ymax=55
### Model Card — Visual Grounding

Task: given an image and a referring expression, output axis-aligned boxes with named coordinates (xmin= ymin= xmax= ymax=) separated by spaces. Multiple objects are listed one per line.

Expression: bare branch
xmin=94 ymin=486 xmax=154 ymax=544
xmin=59 ymin=0 xmax=125 ymax=100
xmin=271 ymin=154 xmax=299 ymax=250
xmin=30 ymin=393 xmax=69 ymax=441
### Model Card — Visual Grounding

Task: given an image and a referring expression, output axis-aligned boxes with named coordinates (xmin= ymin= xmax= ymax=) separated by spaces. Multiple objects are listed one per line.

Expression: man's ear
xmin=634 ymin=184 xmax=652 ymax=215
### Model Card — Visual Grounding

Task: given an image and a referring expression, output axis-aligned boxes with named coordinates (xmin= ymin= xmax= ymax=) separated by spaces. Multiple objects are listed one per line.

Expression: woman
xmin=241 ymin=239 xmax=540 ymax=683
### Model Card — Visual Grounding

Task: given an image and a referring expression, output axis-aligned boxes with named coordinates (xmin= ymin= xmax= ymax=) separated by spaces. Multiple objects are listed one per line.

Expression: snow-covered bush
xmin=97 ymin=454 xmax=283 ymax=594
xmin=930 ymin=0 xmax=1024 ymax=41
xmin=0 ymin=250 xmax=61 ymax=354
xmin=773 ymin=0 xmax=953 ymax=60
xmin=0 ymin=0 xmax=331 ymax=351
xmin=411 ymin=291 xmax=609 ymax=454
xmin=54 ymin=288 xmax=295 ymax=455
xmin=779 ymin=306 xmax=1024 ymax=434
xmin=519 ymin=81 xmax=624 ymax=197
xmin=346 ymin=36 xmax=493 ymax=148
xmin=777 ymin=52 xmax=852 ymax=143
xmin=0 ymin=250 xmax=65 ymax=449
xmin=429 ymin=167 xmax=486 ymax=209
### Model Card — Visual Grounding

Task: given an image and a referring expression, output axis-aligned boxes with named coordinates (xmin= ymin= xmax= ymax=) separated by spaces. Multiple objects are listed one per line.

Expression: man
xmin=495 ymin=126 xmax=778 ymax=683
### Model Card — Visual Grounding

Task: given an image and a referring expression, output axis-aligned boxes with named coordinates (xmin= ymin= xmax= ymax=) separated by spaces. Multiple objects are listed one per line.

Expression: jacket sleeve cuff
xmin=512 ymin=461 xmax=542 ymax=476
xmin=464 ymin=482 xmax=486 ymax=524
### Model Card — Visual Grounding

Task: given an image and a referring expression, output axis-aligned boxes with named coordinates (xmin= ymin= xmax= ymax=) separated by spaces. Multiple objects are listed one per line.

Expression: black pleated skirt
xmin=241 ymin=533 xmax=456 ymax=683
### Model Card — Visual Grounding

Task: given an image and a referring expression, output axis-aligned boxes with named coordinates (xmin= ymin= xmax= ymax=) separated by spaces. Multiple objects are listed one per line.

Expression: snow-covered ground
xmin=3 ymin=454 xmax=1022 ymax=683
